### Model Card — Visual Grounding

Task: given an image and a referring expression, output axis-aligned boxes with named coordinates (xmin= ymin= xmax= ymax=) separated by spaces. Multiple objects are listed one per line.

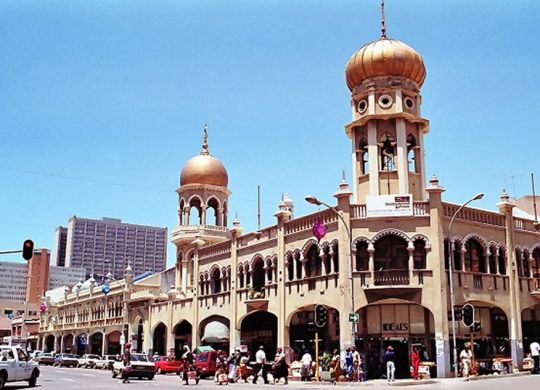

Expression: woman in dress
xmin=329 ymin=349 xmax=342 ymax=384
xmin=410 ymin=346 xmax=420 ymax=380
xmin=272 ymin=347 xmax=289 ymax=384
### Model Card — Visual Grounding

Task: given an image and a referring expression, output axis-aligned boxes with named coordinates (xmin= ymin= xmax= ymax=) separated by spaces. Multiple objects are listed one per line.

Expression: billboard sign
xmin=366 ymin=194 xmax=413 ymax=217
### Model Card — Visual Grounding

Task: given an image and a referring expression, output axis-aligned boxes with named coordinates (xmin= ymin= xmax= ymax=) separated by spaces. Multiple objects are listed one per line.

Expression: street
xmin=6 ymin=366 xmax=538 ymax=389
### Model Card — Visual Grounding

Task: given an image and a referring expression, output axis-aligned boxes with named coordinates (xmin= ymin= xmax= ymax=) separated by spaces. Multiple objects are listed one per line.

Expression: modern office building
xmin=53 ymin=227 xmax=68 ymax=267
xmin=57 ymin=216 xmax=167 ymax=280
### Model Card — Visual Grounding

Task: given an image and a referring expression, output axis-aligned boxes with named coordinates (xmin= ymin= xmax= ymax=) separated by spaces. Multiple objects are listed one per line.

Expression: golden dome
xmin=180 ymin=126 xmax=228 ymax=188
xmin=345 ymin=38 xmax=426 ymax=91
xmin=180 ymin=154 xmax=228 ymax=187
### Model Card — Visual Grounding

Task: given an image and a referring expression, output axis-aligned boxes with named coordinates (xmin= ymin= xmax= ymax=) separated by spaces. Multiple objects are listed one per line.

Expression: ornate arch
xmin=528 ymin=242 xmax=540 ymax=253
xmin=463 ymin=233 xmax=488 ymax=250
xmin=301 ymin=239 xmax=319 ymax=257
xmin=352 ymin=236 xmax=371 ymax=247
xmin=206 ymin=195 xmax=221 ymax=208
xmin=250 ymin=253 xmax=265 ymax=268
xmin=371 ymin=228 xmax=411 ymax=244
xmin=209 ymin=264 xmax=220 ymax=276
xmin=186 ymin=194 xmax=203 ymax=206
xmin=410 ymin=234 xmax=431 ymax=250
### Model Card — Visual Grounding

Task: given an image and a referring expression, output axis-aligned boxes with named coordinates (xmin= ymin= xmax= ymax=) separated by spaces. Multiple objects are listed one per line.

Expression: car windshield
xmin=64 ymin=354 xmax=77 ymax=358
xmin=88 ymin=355 xmax=99 ymax=359
xmin=130 ymin=354 xmax=149 ymax=362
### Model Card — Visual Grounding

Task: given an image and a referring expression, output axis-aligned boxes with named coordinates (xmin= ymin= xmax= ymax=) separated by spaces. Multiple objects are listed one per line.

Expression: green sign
xmin=349 ymin=313 xmax=359 ymax=323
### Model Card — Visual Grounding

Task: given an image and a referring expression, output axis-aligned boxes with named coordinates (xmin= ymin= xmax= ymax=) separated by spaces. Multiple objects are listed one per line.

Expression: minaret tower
xmin=344 ymin=1 xmax=429 ymax=203
xmin=171 ymin=125 xmax=231 ymax=293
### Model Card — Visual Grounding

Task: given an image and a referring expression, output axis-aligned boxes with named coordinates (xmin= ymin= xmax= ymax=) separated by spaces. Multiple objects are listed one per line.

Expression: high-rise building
xmin=53 ymin=227 xmax=68 ymax=267
xmin=58 ymin=216 xmax=167 ymax=279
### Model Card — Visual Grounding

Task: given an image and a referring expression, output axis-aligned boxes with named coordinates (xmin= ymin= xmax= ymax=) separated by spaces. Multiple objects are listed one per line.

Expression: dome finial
xmin=381 ymin=0 xmax=387 ymax=38
xmin=201 ymin=123 xmax=209 ymax=155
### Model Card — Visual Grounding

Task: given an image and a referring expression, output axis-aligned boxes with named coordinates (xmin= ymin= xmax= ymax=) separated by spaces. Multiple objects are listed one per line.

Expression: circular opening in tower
xmin=378 ymin=94 xmax=393 ymax=109
xmin=357 ymin=99 xmax=368 ymax=114
xmin=404 ymin=97 xmax=415 ymax=109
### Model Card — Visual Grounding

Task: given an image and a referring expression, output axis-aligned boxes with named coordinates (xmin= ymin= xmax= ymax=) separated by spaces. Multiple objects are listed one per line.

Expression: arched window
xmin=522 ymin=249 xmax=531 ymax=277
xmin=286 ymin=254 xmax=294 ymax=281
xmin=464 ymin=239 xmax=485 ymax=273
xmin=305 ymin=245 xmax=321 ymax=277
xmin=323 ymin=246 xmax=331 ymax=274
xmin=295 ymin=253 xmax=302 ymax=279
xmin=444 ymin=238 xmax=450 ymax=270
xmin=358 ymin=137 xmax=369 ymax=175
xmin=453 ymin=240 xmax=462 ymax=271
xmin=488 ymin=246 xmax=497 ymax=274
xmin=252 ymin=257 xmax=265 ymax=292
xmin=380 ymin=135 xmax=396 ymax=171
xmin=498 ymin=248 xmax=506 ymax=275
xmin=222 ymin=202 xmax=228 ymax=227
xmin=188 ymin=197 xmax=202 ymax=225
xmin=413 ymin=240 xmax=426 ymax=269
xmin=532 ymin=248 xmax=540 ymax=278
xmin=207 ymin=198 xmax=219 ymax=226
xmin=333 ymin=243 xmax=339 ymax=273
xmin=406 ymin=133 xmax=418 ymax=173
xmin=374 ymin=235 xmax=409 ymax=271
xmin=266 ymin=259 xmax=273 ymax=283
xmin=516 ymin=249 xmax=524 ymax=277
xmin=355 ymin=241 xmax=369 ymax=271
xmin=211 ymin=268 xmax=221 ymax=294
xmin=238 ymin=266 xmax=245 ymax=289
xmin=199 ymin=274 xmax=205 ymax=295
xmin=179 ymin=199 xmax=185 ymax=225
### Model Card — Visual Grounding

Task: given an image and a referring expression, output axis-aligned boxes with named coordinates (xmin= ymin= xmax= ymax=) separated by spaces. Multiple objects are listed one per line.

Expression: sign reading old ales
xmin=366 ymin=194 xmax=413 ymax=217
xmin=382 ymin=322 xmax=409 ymax=333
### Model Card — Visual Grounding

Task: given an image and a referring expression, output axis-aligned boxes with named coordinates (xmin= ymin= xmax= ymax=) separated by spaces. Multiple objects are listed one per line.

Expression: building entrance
xmin=356 ymin=304 xmax=435 ymax=379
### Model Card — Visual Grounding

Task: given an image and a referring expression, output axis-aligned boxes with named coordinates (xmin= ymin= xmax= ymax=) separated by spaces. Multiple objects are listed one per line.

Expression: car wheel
xmin=112 ymin=370 xmax=117 ymax=378
xmin=28 ymin=370 xmax=38 ymax=388
xmin=148 ymin=375 xmax=154 ymax=381
xmin=0 ymin=374 xmax=6 ymax=390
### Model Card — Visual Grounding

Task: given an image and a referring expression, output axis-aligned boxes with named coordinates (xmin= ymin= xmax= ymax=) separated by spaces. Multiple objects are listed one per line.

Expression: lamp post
xmin=447 ymin=192 xmax=484 ymax=376
xmin=305 ymin=195 xmax=356 ymax=346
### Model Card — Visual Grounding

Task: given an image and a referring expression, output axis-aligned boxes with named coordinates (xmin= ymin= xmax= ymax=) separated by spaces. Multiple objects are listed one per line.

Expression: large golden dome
xmin=345 ymin=38 xmax=426 ymax=91
xmin=180 ymin=128 xmax=228 ymax=187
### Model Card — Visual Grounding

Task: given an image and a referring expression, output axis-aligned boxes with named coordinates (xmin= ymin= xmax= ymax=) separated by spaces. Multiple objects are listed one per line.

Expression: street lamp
xmin=448 ymin=192 xmax=484 ymax=376
xmin=305 ymin=195 xmax=356 ymax=346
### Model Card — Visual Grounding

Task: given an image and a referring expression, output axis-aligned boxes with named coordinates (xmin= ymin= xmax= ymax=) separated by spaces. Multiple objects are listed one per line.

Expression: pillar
xmin=60 ymin=334 xmax=64 ymax=353
xmin=275 ymin=208 xmax=291 ymax=350
xmin=229 ymin=220 xmax=242 ymax=350
xmin=396 ymin=118 xmax=409 ymax=194
xmin=498 ymin=192 xmax=524 ymax=369
xmin=191 ymin=237 xmax=205 ymax=348
xmin=102 ymin=332 xmax=107 ymax=356
xmin=408 ymin=243 xmax=415 ymax=284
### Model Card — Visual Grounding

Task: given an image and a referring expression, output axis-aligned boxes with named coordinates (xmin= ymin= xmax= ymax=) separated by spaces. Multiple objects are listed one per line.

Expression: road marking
xmin=61 ymin=378 xmax=76 ymax=382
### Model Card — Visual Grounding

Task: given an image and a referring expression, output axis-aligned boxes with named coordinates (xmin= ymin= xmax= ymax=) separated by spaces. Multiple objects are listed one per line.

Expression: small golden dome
xmin=180 ymin=154 xmax=228 ymax=187
xmin=345 ymin=38 xmax=426 ymax=91
xmin=180 ymin=125 xmax=228 ymax=188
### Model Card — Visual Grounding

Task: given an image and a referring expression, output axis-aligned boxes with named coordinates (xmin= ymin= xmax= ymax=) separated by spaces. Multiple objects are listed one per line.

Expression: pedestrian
xmin=459 ymin=345 xmax=473 ymax=378
xmin=410 ymin=346 xmax=420 ymax=380
xmin=343 ymin=347 xmax=353 ymax=380
xmin=153 ymin=351 xmax=160 ymax=362
xmin=181 ymin=345 xmax=200 ymax=385
xmin=227 ymin=349 xmax=239 ymax=383
xmin=530 ymin=340 xmax=540 ymax=374
xmin=272 ymin=347 xmax=289 ymax=384
xmin=300 ymin=350 xmax=312 ymax=381
xmin=351 ymin=346 xmax=361 ymax=382
xmin=121 ymin=343 xmax=132 ymax=384
xmin=238 ymin=351 xmax=251 ymax=383
xmin=214 ymin=350 xmax=227 ymax=383
xmin=252 ymin=346 xmax=269 ymax=384
xmin=329 ymin=349 xmax=342 ymax=384
xmin=384 ymin=345 xmax=396 ymax=383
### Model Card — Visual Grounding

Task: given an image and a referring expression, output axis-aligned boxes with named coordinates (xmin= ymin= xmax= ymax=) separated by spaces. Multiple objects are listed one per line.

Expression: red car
xmin=195 ymin=351 xmax=217 ymax=378
xmin=153 ymin=356 xmax=184 ymax=374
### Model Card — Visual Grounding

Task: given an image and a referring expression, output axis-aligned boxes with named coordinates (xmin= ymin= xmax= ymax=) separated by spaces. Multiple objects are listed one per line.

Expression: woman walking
xmin=410 ymin=346 xmax=420 ymax=380
xmin=272 ymin=347 xmax=289 ymax=384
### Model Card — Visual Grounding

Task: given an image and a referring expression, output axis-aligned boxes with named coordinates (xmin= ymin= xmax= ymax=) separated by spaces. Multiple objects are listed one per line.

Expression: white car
xmin=0 ymin=346 xmax=40 ymax=388
xmin=78 ymin=354 xmax=100 ymax=368
xmin=94 ymin=355 xmax=116 ymax=370
xmin=112 ymin=354 xmax=155 ymax=380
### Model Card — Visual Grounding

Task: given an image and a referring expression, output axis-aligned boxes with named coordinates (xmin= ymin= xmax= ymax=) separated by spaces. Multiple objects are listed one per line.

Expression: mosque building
xmin=39 ymin=8 xmax=540 ymax=379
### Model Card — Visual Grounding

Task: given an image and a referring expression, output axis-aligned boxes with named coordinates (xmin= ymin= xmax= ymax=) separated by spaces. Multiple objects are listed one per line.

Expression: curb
xmin=465 ymin=371 xmax=531 ymax=381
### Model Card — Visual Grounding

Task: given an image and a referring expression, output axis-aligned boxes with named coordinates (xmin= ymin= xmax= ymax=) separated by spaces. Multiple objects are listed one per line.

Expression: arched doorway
xmin=174 ymin=321 xmax=193 ymax=358
xmin=356 ymin=303 xmax=435 ymax=379
xmin=63 ymin=334 xmax=74 ymax=353
xmin=240 ymin=311 xmax=277 ymax=359
xmin=522 ymin=304 xmax=540 ymax=353
xmin=135 ymin=319 xmax=144 ymax=353
xmin=90 ymin=332 xmax=103 ymax=355
xmin=75 ymin=333 xmax=88 ymax=356
xmin=251 ymin=257 xmax=265 ymax=292
xmin=288 ymin=306 xmax=339 ymax=361
xmin=45 ymin=335 xmax=55 ymax=353
xmin=200 ymin=316 xmax=229 ymax=351
xmin=107 ymin=331 xmax=122 ymax=355
xmin=152 ymin=322 xmax=167 ymax=356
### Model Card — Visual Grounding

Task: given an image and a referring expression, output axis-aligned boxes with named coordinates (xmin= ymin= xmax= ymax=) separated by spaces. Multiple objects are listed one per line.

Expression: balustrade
xmin=374 ymin=269 xmax=409 ymax=286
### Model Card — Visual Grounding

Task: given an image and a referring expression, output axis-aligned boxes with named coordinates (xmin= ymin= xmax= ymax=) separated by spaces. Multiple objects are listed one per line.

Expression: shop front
xmin=356 ymin=303 xmax=435 ymax=379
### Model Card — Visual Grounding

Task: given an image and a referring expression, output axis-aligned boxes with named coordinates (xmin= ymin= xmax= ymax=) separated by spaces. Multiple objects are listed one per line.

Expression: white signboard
xmin=366 ymin=194 xmax=413 ymax=217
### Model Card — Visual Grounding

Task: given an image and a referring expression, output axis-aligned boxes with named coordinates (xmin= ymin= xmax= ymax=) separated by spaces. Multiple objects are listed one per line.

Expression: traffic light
xmin=471 ymin=322 xmax=481 ymax=333
xmin=462 ymin=303 xmax=474 ymax=327
xmin=314 ymin=304 xmax=327 ymax=327
xmin=22 ymin=239 xmax=34 ymax=260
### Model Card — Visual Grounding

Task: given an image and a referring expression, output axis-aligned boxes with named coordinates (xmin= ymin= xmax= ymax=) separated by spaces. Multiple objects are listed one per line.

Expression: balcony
xmin=171 ymin=224 xmax=230 ymax=246
xmin=374 ymin=269 xmax=409 ymax=286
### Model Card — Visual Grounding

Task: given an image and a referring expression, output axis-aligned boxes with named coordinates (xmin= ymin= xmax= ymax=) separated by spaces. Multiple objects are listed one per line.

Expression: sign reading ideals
xmin=366 ymin=194 xmax=413 ymax=217
xmin=349 ymin=313 xmax=359 ymax=323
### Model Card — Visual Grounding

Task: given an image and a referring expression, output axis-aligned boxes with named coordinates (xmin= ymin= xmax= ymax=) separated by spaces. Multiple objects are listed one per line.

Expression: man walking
xmin=252 ymin=346 xmax=269 ymax=384
xmin=460 ymin=345 xmax=473 ymax=378
xmin=121 ymin=343 xmax=132 ymax=384
xmin=530 ymin=340 xmax=540 ymax=374
xmin=384 ymin=346 xmax=396 ymax=382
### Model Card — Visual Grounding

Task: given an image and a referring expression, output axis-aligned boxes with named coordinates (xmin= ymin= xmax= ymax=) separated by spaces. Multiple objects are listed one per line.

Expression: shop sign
xmin=241 ymin=330 xmax=273 ymax=339
xmin=366 ymin=194 xmax=413 ymax=217
xmin=382 ymin=322 xmax=409 ymax=333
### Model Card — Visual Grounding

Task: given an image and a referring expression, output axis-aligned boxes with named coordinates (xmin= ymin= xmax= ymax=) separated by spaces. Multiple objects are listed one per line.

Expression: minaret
xmin=344 ymin=2 xmax=429 ymax=203
xmin=172 ymin=125 xmax=231 ymax=293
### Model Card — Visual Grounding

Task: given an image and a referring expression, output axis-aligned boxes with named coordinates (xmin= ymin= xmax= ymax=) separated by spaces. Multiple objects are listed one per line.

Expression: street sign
xmin=102 ymin=283 xmax=110 ymax=295
xmin=349 ymin=313 xmax=359 ymax=323
xmin=120 ymin=334 xmax=125 ymax=345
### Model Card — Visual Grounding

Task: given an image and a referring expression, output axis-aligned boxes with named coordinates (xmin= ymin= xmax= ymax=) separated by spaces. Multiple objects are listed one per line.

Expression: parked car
xmin=112 ymin=353 xmax=155 ymax=380
xmin=29 ymin=350 xmax=43 ymax=359
xmin=0 ymin=346 xmax=40 ymax=388
xmin=153 ymin=356 xmax=183 ymax=374
xmin=34 ymin=352 xmax=56 ymax=366
xmin=95 ymin=355 xmax=116 ymax=370
xmin=78 ymin=354 xmax=100 ymax=368
xmin=195 ymin=351 xmax=217 ymax=378
xmin=53 ymin=353 xmax=79 ymax=367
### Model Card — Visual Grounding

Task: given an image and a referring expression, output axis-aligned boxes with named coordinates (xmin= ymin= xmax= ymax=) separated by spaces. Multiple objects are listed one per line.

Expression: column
xmin=408 ymin=243 xmax=415 ymax=284
xmin=191 ymin=238 xmax=203 ymax=349
xmin=484 ymin=253 xmax=490 ymax=274
xmin=497 ymin=192 xmax=524 ymax=369
xmin=494 ymin=249 xmax=500 ymax=275
xmin=396 ymin=118 xmax=409 ymax=194
xmin=200 ymin=205 xmax=207 ymax=225
xmin=368 ymin=245 xmax=375 ymax=276
xmin=275 ymin=208 xmax=291 ymax=350
xmin=229 ymin=220 xmax=242 ymax=350
xmin=60 ymin=334 xmax=64 ymax=353
xmin=102 ymin=332 xmax=107 ymax=356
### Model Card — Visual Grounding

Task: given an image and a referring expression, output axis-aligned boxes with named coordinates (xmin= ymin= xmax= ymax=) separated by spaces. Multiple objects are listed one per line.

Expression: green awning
xmin=194 ymin=345 xmax=215 ymax=353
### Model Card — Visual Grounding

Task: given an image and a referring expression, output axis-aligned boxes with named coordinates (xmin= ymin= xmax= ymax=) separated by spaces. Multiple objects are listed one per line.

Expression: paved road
xmin=4 ymin=366 xmax=540 ymax=389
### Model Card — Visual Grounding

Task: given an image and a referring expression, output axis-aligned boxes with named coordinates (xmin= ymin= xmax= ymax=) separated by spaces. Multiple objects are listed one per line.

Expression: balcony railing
xmin=374 ymin=269 xmax=409 ymax=286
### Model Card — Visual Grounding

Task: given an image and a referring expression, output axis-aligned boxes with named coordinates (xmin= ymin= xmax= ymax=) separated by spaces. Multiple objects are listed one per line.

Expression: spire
xmin=201 ymin=123 xmax=209 ymax=155
xmin=381 ymin=0 xmax=387 ymax=38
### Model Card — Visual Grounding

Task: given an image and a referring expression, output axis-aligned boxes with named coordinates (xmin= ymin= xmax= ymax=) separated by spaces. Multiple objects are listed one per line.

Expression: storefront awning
xmin=201 ymin=321 xmax=229 ymax=343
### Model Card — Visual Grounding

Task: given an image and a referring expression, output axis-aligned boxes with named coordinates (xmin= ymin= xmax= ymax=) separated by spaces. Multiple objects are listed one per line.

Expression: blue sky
xmin=1 ymin=1 xmax=539 ymax=268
